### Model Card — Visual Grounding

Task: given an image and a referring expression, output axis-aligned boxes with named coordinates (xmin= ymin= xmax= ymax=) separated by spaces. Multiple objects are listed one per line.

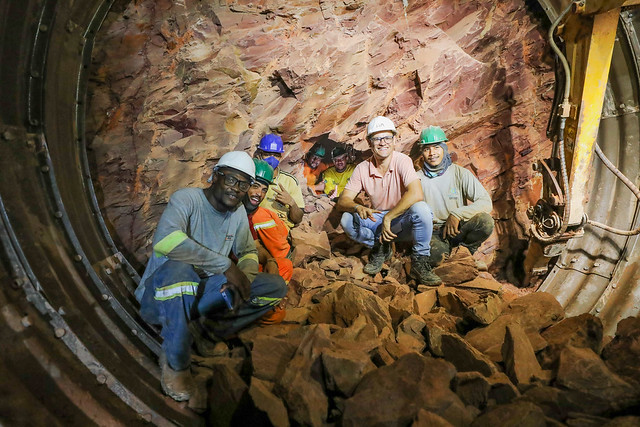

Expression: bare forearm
xmin=289 ymin=204 xmax=303 ymax=225
xmin=337 ymin=194 xmax=357 ymax=213
xmin=385 ymin=182 xmax=423 ymax=222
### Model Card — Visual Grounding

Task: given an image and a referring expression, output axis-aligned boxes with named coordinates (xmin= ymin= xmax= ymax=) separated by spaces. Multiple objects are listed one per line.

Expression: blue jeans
xmin=139 ymin=260 xmax=286 ymax=370
xmin=340 ymin=201 xmax=433 ymax=256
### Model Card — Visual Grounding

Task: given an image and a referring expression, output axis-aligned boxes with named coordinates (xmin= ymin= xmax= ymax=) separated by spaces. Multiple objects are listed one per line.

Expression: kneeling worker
xmin=338 ymin=116 xmax=441 ymax=286
xmin=417 ymin=126 xmax=494 ymax=267
xmin=243 ymin=159 xmax=294 ymax=283
xmin=135 ymin=151 xmax=287 ymax=402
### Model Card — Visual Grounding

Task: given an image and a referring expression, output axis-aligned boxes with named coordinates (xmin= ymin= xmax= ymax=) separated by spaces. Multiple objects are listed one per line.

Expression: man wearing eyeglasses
xmin=337 ymin=116 xmax=441 ymax=286
xmin=253 ymin=134 xmax=305 ymax=229
xmin=135 ymin=151 xmax=287 ymax=402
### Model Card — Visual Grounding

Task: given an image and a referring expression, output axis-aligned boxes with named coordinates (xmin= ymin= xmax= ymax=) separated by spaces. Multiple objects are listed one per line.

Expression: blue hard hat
xmin=259 ymin=134 xmax=285 ymax=153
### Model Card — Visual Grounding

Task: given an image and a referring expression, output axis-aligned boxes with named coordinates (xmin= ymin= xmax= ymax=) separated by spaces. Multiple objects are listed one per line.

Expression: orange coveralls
xmin=247 ymin=207 xmax=293 ymax=282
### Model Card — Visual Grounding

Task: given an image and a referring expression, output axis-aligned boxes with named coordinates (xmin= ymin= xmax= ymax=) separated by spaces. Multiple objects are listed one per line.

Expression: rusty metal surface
xmin=539 ymin=7 xmax=640 ymax=336
xmin=0 ymin=0 xmax=201 ymax=424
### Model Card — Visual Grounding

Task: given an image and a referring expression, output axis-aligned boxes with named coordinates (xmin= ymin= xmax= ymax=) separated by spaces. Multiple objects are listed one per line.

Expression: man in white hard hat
xmin=337 ymin=117 xmax=441 ymax=286
xmin=135 ymin=151 xmax=287 ymax=402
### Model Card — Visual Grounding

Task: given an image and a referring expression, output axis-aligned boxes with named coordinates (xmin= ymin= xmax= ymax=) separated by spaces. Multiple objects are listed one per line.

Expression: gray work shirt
xmin=135 ymin=188 xmax=258 ymax=302
xmin=418 ymin=164 xmax=492 ymax=225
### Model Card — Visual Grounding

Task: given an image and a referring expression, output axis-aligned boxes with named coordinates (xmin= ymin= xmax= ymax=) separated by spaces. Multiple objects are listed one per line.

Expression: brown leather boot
xmin=160 ymin=353 xmax=194 ymax=402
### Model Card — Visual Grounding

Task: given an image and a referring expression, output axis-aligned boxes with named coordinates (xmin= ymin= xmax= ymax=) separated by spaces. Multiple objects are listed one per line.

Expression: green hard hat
xmin=311 ymin=145 xmax=326 ymax=157
xmin=252 ymin=158 xmax=274 ymax=185
xmin=419 ymin=126 xmax=448 ymax=145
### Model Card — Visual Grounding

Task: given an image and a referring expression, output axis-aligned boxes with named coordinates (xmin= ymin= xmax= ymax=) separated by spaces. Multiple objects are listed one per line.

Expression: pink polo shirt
xmin=344 ymin=151 xmax=419 ymax=210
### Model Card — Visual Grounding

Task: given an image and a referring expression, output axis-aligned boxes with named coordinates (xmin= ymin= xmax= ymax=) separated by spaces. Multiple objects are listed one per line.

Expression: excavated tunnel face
xmin=1 ymin=0 xmax=640 ymax=423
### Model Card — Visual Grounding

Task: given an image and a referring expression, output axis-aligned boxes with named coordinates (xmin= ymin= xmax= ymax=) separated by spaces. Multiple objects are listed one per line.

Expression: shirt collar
xmin=368 ymin=151 xmax=395 ymax=177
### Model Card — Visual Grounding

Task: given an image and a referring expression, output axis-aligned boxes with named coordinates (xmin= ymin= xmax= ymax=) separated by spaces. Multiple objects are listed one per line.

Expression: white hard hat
xmin=215 ymin=151 xmax=256 ymax=179
xmin=367 ymin=116 xmax=397 ymax=137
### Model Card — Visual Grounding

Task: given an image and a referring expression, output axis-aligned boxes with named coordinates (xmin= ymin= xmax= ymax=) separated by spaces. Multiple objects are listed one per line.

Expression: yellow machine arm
xmin=527 ymin=0 xmax=640 ymax=277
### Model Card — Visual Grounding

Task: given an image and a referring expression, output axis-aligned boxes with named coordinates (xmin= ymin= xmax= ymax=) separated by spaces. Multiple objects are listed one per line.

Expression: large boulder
xmin=308 ymin=283 xmax=393 ymax=335
xmin=538 ymin=313 xmax=603 ymax=370
xmin=556 ymin=345 xmax=639 ymax=414
xmin=440 ymin=332 xmax=498 ymax=377
xmin=501 ymin=323 xmax=544 ymax=386
xmin=602 ymin=316 xmax=640 ymax=388
xmin=465 ymin=292 xmax=564 ymax=362
xmin=470 ymin=401 xmax=546 ymax=427
xmin=343 ymin=353 xmax=474 ymax=427
xmin=433 ymin=246 xmax=479 ymax=285
xmin=322 ymin=348 xmax=376 ymax=397
xmin=276 ymin=325 xmax=332 ymax=426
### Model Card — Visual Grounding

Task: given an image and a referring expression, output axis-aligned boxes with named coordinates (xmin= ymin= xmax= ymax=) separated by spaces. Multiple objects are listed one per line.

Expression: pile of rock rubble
xmin=186 ymin=227 xmax=640 ymax=426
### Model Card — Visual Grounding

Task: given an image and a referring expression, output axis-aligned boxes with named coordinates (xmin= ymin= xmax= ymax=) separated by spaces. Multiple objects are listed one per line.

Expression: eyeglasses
xmin=217 ymin=171 xmax=251 ymax=192
xmin=370 ymin=135 xmax=394 ymax=145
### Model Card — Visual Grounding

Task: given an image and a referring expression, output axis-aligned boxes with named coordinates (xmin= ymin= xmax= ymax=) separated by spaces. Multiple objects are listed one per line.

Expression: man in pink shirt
xmin=337 ymin=116 xmax=441 ymax=286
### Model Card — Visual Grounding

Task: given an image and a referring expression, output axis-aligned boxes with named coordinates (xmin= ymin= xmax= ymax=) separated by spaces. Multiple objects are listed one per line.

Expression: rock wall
xmin=87 ymin=0 xmax=554 ymax=276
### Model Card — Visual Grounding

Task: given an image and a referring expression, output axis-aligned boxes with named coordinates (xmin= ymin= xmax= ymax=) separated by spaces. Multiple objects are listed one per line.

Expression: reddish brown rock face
xmin=87 ymin=0 xmax=554 ymax=274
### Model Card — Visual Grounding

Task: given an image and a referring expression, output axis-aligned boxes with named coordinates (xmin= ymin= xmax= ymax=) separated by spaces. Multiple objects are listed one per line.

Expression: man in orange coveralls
xmin=243 ymin=159 xmax=294 ymax=284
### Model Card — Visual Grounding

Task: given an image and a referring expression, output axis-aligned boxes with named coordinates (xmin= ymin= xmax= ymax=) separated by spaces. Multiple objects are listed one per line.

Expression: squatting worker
xmin=243 ymin=159 xmax=294 ymax=285
xmin=253 ymin=134 xmax=305 ymax=229
xmin=337 ymin=116 xmax=441 ymax=286
xmin=417 ymin=126 xmax=494 ymax=268
xmin=135 ymin=151 xmax=287 ymax=402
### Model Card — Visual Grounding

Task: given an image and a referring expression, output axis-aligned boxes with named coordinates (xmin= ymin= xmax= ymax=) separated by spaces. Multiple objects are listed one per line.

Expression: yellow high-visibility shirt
xmin=260 ymin=170 xmax=305 ymax=229
xmin=322 ymin=164 xmax=356 ymax=197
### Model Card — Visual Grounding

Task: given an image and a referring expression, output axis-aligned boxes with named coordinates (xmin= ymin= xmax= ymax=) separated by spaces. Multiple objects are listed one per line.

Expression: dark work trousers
xmin=428 ymin=212 xmax=494 ymax=266
xmin=140 ymin=260 xmax=286 ymax=370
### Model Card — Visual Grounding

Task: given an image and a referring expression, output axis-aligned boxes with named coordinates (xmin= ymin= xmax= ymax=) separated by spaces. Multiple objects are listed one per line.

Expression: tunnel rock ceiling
xmin=87 ymin=0 xmax=554 ymax=274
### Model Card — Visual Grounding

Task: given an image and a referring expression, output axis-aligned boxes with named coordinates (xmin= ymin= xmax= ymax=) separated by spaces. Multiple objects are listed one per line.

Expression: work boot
xmin=160 ymin=353 xmax=194 ymax=402
xmin=410 ymin=254 xmax=442 ymax=286
xmin=363 ymin=242 xmax=393 ymax=275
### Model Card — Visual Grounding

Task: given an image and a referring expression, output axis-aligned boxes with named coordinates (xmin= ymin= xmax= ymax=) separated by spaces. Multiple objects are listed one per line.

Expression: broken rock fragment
xmin=290 ymin=226 xmax=331 ymax=266
xmin=556 ymin=345 xmax=639 ymax=414
xmin=276 ymin=324 xmax=332 ymax=427
xmin=440 ymin=332 xmax=498 ymax=377
xmin=412 ymin=409 xmax=456 ymax=427
xmin=423 ymin=308 xmax=463 ymax=357
xmin=207 ymin=363 xmax=249 ymax=427
xmin=602 ymin=316 xmax=640 ymax=388
xmin=433 ymin=246 xmax=479 ymax=285
xmin=308 ymin=283 xmax=392 ymax=335
xmin=465 ymin=292 xmax=564 ymax=362
xmin=396 ymin=314 xmax=427 ymax=353
xmin=251 ymin=335 xmax=299 ymax=382
xmin=243 ymin=377 xmax=290 ymax=427
xmin=470 ymin=401 xmax=546 ymax=427
xmin=343 ymin=353 xmax=473 ymax=427
xmin=501 ymin=323 xmax=544 ymax=386
xmin=321 ymin=348 xmax=376 ymax=397
xmin=454 ymin=371 xmax=491 ymax=409
xmin=538 ymin=313 xmax=603 ymax=370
